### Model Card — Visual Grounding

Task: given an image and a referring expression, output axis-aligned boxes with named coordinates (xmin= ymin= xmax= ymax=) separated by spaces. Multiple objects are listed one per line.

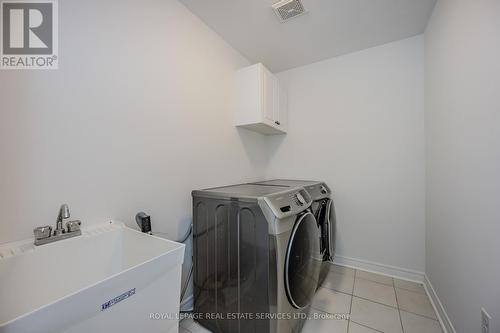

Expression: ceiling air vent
xmin=272 ymin=0 xmax=307 ymax=22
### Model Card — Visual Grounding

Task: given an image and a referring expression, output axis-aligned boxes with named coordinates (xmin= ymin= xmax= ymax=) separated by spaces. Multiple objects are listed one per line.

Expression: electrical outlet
xmin=482 ymin=308 xmax=492 ymax=333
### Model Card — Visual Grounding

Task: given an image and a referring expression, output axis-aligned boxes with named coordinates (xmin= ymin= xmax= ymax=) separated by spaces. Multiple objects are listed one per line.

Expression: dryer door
xmin=315 ymin=200 xmax=328 ymax=257
xmin=284 ymin=212 xmax=322 ymax=309
xmin=326 ymin=200 xmax=336 ymax=260
xmin=315 ymin=199 xmax=336 ymax=261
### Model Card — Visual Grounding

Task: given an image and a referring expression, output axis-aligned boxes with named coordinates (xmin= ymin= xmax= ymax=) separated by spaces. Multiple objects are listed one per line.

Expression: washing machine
xmin=192 ymin=184 xmax=322 ymax=333
xmin=251 ymin=180 xmax=336 ymax=286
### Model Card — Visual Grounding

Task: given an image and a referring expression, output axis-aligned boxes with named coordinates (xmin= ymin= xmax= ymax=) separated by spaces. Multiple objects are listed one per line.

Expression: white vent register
xmin=272 ymin=0 xmax=307 ymax=22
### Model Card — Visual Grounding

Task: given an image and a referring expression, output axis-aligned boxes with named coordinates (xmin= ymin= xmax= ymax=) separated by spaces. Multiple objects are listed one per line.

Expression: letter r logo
xmin=2 ymin=2 xmax=53 ymax=54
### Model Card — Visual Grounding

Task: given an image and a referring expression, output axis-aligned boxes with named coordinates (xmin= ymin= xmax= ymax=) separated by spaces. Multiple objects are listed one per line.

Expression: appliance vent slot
xmin=272 ymin=0 xmax=307 ymax=22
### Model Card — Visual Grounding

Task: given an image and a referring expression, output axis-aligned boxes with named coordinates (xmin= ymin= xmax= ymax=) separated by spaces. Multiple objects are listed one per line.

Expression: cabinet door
xmin=262 ymin=67 xmax=278 ymax=125
xmin=276 ymin=83 xmax=287 ymax=130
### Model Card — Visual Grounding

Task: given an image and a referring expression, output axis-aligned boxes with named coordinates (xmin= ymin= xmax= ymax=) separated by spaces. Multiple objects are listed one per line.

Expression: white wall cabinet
xmin=234 ymin=63 xmax=287 ymax=135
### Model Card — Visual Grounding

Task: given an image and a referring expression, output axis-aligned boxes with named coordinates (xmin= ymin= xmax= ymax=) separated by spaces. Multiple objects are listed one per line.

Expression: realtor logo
xmin=1 ymin=0 xmax=58 ymax=69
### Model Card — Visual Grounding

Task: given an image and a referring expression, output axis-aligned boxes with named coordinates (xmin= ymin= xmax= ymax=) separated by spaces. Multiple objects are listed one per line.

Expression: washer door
xmin=285 ymin=212 xmax=322 ymax=309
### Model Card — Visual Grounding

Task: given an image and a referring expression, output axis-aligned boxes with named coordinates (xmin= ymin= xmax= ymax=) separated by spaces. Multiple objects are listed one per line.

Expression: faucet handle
xmin=66 ymin=220 xmax=81 ymax=233
xmin=34 ymin=226 xmax=52 ymax=240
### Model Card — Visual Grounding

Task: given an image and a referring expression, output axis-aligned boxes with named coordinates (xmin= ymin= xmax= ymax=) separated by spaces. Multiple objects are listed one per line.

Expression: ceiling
xmin=180 ymin=0 xmax=436 ymax=72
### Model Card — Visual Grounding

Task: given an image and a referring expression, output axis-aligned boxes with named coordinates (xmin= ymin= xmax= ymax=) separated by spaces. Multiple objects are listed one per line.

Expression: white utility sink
xmin=0 ymin=221 xmax=185 ymax=333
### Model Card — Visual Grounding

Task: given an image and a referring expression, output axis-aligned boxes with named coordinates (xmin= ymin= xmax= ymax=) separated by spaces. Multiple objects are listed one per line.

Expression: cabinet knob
xmin=275 ymin=121 xmax=281 ymax=125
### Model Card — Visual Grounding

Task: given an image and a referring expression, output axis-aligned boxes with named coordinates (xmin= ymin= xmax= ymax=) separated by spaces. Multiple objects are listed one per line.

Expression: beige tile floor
xmin=180 ymin=264 xmax=443 ymax=333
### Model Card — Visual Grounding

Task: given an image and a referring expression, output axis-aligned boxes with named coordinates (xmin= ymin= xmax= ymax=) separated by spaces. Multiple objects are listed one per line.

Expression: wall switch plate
xmin=482 ymin=308 xmax=492 ymax=333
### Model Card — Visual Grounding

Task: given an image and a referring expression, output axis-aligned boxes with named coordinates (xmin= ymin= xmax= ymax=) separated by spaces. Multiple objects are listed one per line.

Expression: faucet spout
xmin=55 ymin=204 xmax=70 ymax=235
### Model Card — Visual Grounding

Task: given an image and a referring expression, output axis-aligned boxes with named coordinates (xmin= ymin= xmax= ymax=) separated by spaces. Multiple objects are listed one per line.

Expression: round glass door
xmin=326 ymin=200 xmax=336 ymax=259
xmin=285 ymin=212 xmax=322 ymax=309
xmin=315 ymin=200 xmax=328 ymax=257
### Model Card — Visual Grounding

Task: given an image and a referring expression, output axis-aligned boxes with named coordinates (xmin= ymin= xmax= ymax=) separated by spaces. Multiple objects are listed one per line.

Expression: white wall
xmin=266 ymin=36 xmax=426 ymax=273
xmin=0 ymin=0 xmax=266 ymax=244
xmin=425 ymin=1 xmax=500 ymax=332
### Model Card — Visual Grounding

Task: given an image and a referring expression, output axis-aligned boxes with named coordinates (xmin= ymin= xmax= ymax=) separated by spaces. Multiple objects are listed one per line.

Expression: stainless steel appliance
xmin=192 ymin=184 xmax=322 ymax=333
xmin=251 ymin=180 xmax=336 ymax=286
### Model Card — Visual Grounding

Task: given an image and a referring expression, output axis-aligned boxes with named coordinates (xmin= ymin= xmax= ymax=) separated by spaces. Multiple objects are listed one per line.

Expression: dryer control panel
xmin=259 ymin=187 xmax=312 ymax=220
xmin=304 ymin=182 xmax=331 ymax=200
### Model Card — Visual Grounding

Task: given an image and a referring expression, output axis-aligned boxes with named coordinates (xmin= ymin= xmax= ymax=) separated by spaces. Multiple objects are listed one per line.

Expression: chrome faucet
xmin=55 ymin=204 xmax=70 ymax=236
xmin=33 ymin=204 xmax=82 ymax=246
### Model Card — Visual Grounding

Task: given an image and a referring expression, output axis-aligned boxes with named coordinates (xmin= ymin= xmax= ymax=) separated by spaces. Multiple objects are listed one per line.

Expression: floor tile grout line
xmin=320 ymin=273 xmax=355 ymax=295
xmin=394 ymin=288 xmax=441 ymax=320
xmin=393 ymin=277 xmax=406 ymax=333
xmin=355 ymin=275 xmax=394 ymax=287
xmin=346 ymin=270 xmax=355 ymax=332
xmin=337 ymin=286 xmax=438 ymax=321
xmin=395 ymin=285 xmax=428 ymax=296
xmin=356 ymin=269 xmax=395 ymax=282
xmin=345 ymin=268 xmax=360 ymax=333
xmin=321 ymin=285 xmax=354 ymax=295
xmin=350 ymin=320 xmax=385 ymax=333
xmin=351 ymin=293 xmax=398 ymax=309
xmin=398 ymin=309 xmax=441 ymax=322
xmin=326 ymin=285 xmax=398 ymax=310
xmin=353 ymin=274 xmax=399 ymax=308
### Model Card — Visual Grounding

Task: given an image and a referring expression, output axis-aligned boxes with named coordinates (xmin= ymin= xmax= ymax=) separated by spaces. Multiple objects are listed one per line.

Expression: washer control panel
xmin=291 ymin=192 xmax=306 ymax=206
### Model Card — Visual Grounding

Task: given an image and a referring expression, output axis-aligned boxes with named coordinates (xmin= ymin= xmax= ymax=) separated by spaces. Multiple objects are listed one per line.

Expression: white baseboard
xmin=333 ymin=255 xmax=425 ymax=283
xmin=424 ymin=275 xmax=456 ymax=333
xmin=180 ymin=294 xmax=193 ymax=312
